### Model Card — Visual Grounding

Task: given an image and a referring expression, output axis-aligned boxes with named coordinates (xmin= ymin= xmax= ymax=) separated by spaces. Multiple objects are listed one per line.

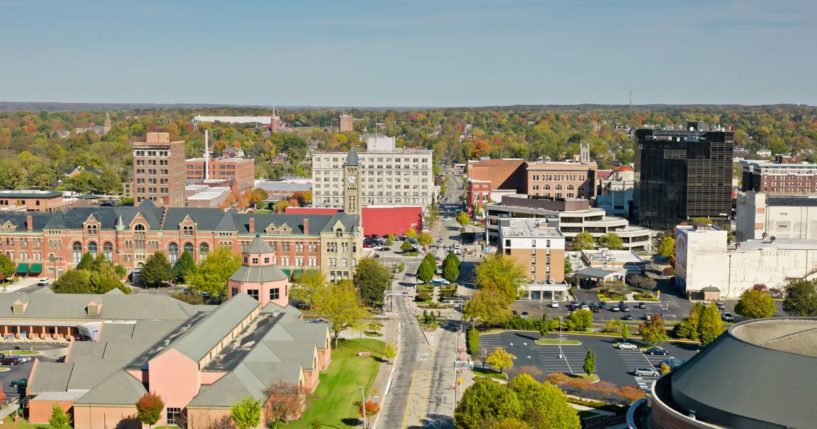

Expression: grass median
xmin=534 ymin=338 xmax=582 ymax=346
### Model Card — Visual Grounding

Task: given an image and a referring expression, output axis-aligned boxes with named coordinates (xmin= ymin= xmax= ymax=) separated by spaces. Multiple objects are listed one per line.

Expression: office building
xmin=498 ymin=218 xmax=569 ymax=301
xmin=311 ymin=139 xmax=434 ymax=208
xmin=526 ymin=161 xmax=597 ymax=200
xmin=736 ymin=192 xmax=817 ymax=241
xmin=740 ymin=156 xmax=817 ymax=195
xmin=132 ymin=132 xmax=186 ymax=207
xmin=0 ymin=191 xmax=71 ymax=212
xmin=466 ymin=158 xmax=527 ymax=216
xmin=185 ymin=157 xmax=255 ymax=192
xmin=636 ymin=123 xmax=734 ymax=228
xmin=339 ymin=114 xmax=354 ymax=132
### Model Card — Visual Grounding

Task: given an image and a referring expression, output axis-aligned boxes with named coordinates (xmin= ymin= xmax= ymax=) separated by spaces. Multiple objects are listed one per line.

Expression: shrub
xmin=467 ymin=327 xmax=480 ymax=355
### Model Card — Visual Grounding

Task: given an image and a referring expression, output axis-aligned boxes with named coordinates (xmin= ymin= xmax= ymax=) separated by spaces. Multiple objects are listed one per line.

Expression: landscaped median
xmin=282 ymin=338 xmax=386 ymax=429
xmin=534 ymin=338 xmax=582 ymax=346
xmin=1 ymin=350 xmax=39 ymax=356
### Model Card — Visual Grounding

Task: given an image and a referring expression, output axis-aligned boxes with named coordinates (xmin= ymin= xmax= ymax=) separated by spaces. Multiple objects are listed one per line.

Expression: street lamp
xmin=558 ymin=316 xmax=563 ymax=360
xmin=360 ymin=385 xmax=367 ymax=429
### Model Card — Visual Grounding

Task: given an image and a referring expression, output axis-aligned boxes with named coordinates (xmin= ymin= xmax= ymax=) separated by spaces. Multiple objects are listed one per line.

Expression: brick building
xmin=497 ymin=218 xmax=569 ymax=301
xmin=740 ymin=156 xmax=817 ymax=195
xmin=465 ymin=159 xmax=527 ymax=216
xmin=185 ymin=157 xmax=255 ymax=192
xmin=132 ymin=132 xmax=186 ymax=207
xmin=0 ymin=190 xmax=70 ymax=212
xmin=525 ymin=161 xmax=598 ymax=200
xmin=339 ymin=114 xmax=354 ymax=132
xmin=0 ymin=201 xmax=362 ymax=283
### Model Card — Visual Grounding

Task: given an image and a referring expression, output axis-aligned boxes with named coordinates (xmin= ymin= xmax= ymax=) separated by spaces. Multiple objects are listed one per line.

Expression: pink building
xmin=228 ymin=235 xmax=290 ymax=307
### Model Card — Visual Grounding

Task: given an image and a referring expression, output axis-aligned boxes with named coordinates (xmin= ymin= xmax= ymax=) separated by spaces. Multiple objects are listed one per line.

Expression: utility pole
xmin=360 ymin=385 xmax=367 ymax=428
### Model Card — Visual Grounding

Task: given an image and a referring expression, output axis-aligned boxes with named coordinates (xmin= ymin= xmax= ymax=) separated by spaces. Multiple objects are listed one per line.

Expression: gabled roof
xmin=74 ymin=370 xmax=147 ymax=405
xmin=230 ymin=266 xmax=288 ymax=283
xmin=0 ymin=293 xmax=202 ymax=321
xmin=345 ymin=148 xmax=359 ymax=166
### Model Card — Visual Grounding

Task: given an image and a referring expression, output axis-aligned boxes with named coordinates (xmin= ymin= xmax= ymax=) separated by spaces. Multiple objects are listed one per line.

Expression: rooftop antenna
xmin=204 ymin=130 xmax=210 ymax=180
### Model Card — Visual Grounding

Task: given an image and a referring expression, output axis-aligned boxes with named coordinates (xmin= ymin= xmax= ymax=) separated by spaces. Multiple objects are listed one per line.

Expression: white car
xmin=37 ymin=278 xmax=50 ymax=286
xmin=618 ymin=342 xmax=638 ymax=351
xmin=633 ymin=367 xmax=659 ymax=377
xmin=549 ymin=301 xmax=560 ymax=308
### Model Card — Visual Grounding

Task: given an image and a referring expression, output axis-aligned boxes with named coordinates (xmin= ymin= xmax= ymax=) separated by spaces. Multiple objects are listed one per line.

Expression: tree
xmin=49 ymin=405 xmax=71 ymax=429
xmin=51 ymin=269 xmax=92 ymax=293
xmin=467 ymin=327 xmax=480 ymax=355
xmin=418 ymin=231 xmax=433 ymax=247
xmin=735 ymin=289 xmax=776 ymax=318
xmin=231 ymin=397 xmax=262 ymax=429
xmin=454 ymin=379 xmax=522 ymax=429
xmin=507 ymin=374 xmax=580 ymax=429
xmin=639 ymin=314 xmax=668 ymax=345
xmin=456 ymin=211 xmax=470 ymax=228
xmin=463 ymin=288 xmax=512 ymax=327
xmin=186 ymin=247 xmax=241 ymax=298
xmin=538 ymin=313 xmax=550 ymax=337
xmin=289 ymin=270 xmax=327 ymax=309
xmin=416 ymin=255 xmax=436 ymax=283
xmin=0 ymin=254 xmax=15 ymax=280
xmin=599 ymin=233 xmax=623 ymax=250
xmin=264 ymin=382 xmax=304 ymax=428
xmin=583 ymin=350 xmax=596 ymax=375
xmin=658 ymin=236 xmax=676 ymax=258
xmin=442 ymin=252 xmax=460 ymax=283
xmin=140 ymin=252 xmax=173 ymax=288
xmin=247 ymin=188 xmax=269 ymax=208
xmin=385 ymin=234 xmax=395 ymax=246
xmin=487 ymin=347 xmax=514 ymax=374
xmin=476 ymin=254 xmax=526 ymax=302
xmin=384 ymin=343 xmax=397 ymax=361
xmin=172 ymin=251 xmax=195 ymax=284
xmin=77 ymin=252 xmax=95 ymax=270
xmin=698 ymin=303 xmax=724 ymax=346
xmin=563 ymin=258 xmax=572 ymax=274
xmin=136 ymin=392 xmax=164 ymax=427
xmin=783 ymin=279 xmax=817 ymax=316
xmin=406 ymin=228 xmax=418 ymax=240
xmin=354 ymin=258 xmax=391 ymax=307
xmin=315 ymin=280 xmax=367 ymax=347
xmin=621 ymin=323 xmax=630 ymax=342
xmin=674 ymin=302 xmax=704 ymax=341
xmin=570 ymin=231 xmax=595 ymax=250
xmin=567 ymin=309 xmax=593 ymax=331
xmin=400 ymin=240 xmax=415 ymax=254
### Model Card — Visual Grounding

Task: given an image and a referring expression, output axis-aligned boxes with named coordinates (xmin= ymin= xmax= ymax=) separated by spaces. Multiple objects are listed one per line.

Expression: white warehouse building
xmin=736 ymin=191 xmax=817 ymax=242
xmin=676 ymin=225 xmax=817 ymax=298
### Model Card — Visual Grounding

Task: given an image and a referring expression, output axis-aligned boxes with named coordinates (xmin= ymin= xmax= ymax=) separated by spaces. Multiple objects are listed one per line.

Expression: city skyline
xmin=1 ymin=0 xmax=815 ymax=106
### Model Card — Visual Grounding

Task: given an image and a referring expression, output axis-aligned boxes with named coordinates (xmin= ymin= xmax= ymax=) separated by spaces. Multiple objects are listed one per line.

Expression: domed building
xmin=227 ymin=234 xmax=290 ymax=307
xmin=649 ymin=318 xmax=817 ymax=429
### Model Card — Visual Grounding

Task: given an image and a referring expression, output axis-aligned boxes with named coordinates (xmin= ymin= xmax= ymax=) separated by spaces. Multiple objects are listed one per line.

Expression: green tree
xmin=563 ymin=258 xmax=572 ymax=274
xmin=51 ymin=269 xmax=92 ymax=293
xmin=385 ymin=234 xmax=395 ymax=246
xmin=172 ymin=251 xmax=195 ymax=283
xmin=289 ymin=270 xmax=327 ymax=309
xmin=476 ymin=254 xmax=526 ymax=302
xmin=400 ymin=240 xmax=415 ymax=254
xmin=230 ymin=397 xmax=262 ymax=429
xmin=583 ymin=350 xmax=596 ymax=375
xmin=538 ymin=313 xmax=550 ymax=337
xmin=639 ymin=314 xmax=668 ymax=345
xmin=487 ymin=347 xmax=514 ymax=374
xmin=140 ymin=252 xmax=173 ymax=288
xmin=315 ymin=280 xmax=367 ymax=347
xmin=77 ymin=252 xmax=95 ymax=270
xmin=735 ymin=289 xmax=777 ymax=318
xmin=463 ymin=288 xmax=512 ymax=327
xmin=698 ymin=303 xmax=724 ymax=346
xmin=406 ymin=228 xmax=418 ymax=240
xmin=507 ymin=374 xmax=580 ymax=429
xmin=621 ymin=323 xmax=630 ymax=342
xmin=674 ymin=302 xmax=704 ymax=341
xmin=418 ymin=231 xmax=433 ymax=247
xmin=442 ymin=252 xmax=460 ymax=283
xmin=186 ymin=247 xmax=241 ymax=298
xmin=783 ymin=279 xmax=817 ymax=316
xmin=454 ymin=379 xmax=522 ymax=429
xmin=570 ymin=231 xmax=595 ymax=251
xmin=353 ymin=258 xmax=391 ymax=307
xmin=456 ymin=211 xmax=470 ymax=228
xmin=384 ymin=343 xmax=397 ymax=361
xmin=0 ymin=254 xmax=15 ymax=280
xmin=467 ymin=327 xmax=480 ymax=355
xmin=567 ymin=309 xmax=593 ymax=331
xmin=599 ymin=233 xmax=623 ymax=250
xmin=416 ymin=253 xmax=436 ymax=283
xmin=658 ymin=236 xmax=676 ymax=258
xmin=48 ymin=405 xmax=71 ymax=429
xmin=136 ymin=392 xmax=164 ymax=427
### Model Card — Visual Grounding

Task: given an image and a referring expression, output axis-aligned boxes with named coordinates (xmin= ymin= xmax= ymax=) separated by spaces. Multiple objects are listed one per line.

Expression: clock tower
xmin=343 ymin=148 xmax=361 ymax=215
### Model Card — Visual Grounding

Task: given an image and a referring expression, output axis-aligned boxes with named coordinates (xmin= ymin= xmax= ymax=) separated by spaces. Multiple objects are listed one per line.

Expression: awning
xmin=29 ymin=263 xmax=42 ymax=274
xmin=16 ymin=263 xmax=29 ymax=274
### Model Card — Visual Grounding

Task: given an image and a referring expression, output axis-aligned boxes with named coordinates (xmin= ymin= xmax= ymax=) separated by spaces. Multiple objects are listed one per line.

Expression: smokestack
xmin=26 ymin=215 xmax=33 ymax=232
xmin=248 ymin=217 xmax=255 ymax=234
xmin=204 ymin=130 xmax=210 ymax=180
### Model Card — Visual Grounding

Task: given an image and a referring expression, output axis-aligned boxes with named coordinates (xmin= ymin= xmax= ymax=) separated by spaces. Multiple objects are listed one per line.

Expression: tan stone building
xmin=526 ymin=161 xmax=598 ymax=200
xmin=132 ymin=132 xmax=186 ymax=207
xmin=339 ymin=114 xmax=354 ymax=132
xmin=498 ymin=218 xmax=568 ymax=301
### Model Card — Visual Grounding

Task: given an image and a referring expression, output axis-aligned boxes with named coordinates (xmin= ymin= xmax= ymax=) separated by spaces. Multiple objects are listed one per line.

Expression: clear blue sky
xmin=1 ymin=0 xmax=815 ymax=106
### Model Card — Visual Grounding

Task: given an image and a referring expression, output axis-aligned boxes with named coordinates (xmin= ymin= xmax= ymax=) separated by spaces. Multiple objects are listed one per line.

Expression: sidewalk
xmin=367 ymin=311 xmax=399 ymax=428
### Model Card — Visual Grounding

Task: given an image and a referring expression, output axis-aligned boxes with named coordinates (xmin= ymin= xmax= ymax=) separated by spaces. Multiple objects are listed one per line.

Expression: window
xmin=103 ymin=242 xmax=113 ymax=261
xmin=184 ymin=242 xmax=194 ymax=256
xmin=72 ymin=242 xmax=82 ymax=263
xmin=199 ymin=243 xmax=209 ymax=261
xmin=168 ymin=243 xmax=179 ymax=263
xmin=167 ymin=408 xmax=181 ymax=426
xmin=247 ymin=289 xmax=259 ymax=300
xmin=252 ymin=258 xmax=259 ymax=264
xmin=270 ymin=288 xmax=280 ymax=300
xmin=88 ymin=241 xmax=98 ymax=257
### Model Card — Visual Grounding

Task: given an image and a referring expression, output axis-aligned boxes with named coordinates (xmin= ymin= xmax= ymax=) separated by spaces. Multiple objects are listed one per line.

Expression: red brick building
xmin=740 ymin=156 xmax=817 ymax=195
xmin=466 ymin=159 xmax=527 ymax=216
xmin=133 ymin=132 xmax=186 ymax=207
xmin=0 ymin=190 xmax=71 ymax=212
xmin=0 ymin=201 xmax=362 ymax=282
xmin=185 ymin=157 xmax=256 ymax=192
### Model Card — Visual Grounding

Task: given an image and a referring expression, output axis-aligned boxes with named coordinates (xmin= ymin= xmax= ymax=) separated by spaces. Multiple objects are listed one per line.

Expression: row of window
xmin=530 ymin=174 xmax=587 ymax=181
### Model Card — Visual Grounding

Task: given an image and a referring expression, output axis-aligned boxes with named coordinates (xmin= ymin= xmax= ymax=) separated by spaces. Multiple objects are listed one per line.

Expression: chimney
xmin=248 ymin=217 xmax=255 ymax=234
xmin=303 ymin=218 xmax=310 ymax=235
xmin=26 ymin=215 xmax=33 ymax=232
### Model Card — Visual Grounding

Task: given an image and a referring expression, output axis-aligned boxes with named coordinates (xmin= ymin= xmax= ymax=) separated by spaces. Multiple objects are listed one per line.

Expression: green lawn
xmin=282 ymin=338 xmax=385 ymax=429
xmin=472 ymin=367 xmax=508 ymax=380
xmin=535 ymin=338 xmax=582 ymax=346
xmin=2 ymin=350 xmax=39 ymax=355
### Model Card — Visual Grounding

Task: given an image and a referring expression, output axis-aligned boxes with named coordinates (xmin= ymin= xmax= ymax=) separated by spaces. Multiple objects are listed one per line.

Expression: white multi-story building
xmin=312 ymin=137 xmax=434 ymax=208
xmin=676 ymin=225 xmax=817 ymax=298
xmin=736 ymin=191 xmax=817 ymax=242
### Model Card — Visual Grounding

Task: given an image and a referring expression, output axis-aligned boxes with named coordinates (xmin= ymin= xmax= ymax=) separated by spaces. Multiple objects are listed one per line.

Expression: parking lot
xmin=479 ymin=331 xmax=698 ymax=388
xmin=0 ymin=343 xmax=68 ymax=399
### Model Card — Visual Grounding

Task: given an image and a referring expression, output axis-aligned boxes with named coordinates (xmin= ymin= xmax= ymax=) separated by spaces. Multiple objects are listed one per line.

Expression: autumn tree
xmin=136 ymin=392 xmax=164 ymax=427
xmin=418 ymin=231 xmax=433 ymax=247
xmin=264 ymin=382 xmax=304 ymax=428
xmin=487 ymin=347 xmax=514 ymax=374
xmin=231 ymin=397 xmax=262 ymax=429
xmin=735 ymin=288 xmax=776 ymax=318
xmin=658 ymin=236 xmax=676 ymax=258
xmin=463 ymin=288 xmax=512 ymax=327
xmin=476 ymin=253 xmax=526 ymax=302
xmin=187 ymin=247 xmax=241 ymax=298
xmin=508 ymin=374 xmax=580 ymax=429
xmin=315 ymin=280 xmax=367 ymax=347
xmin=639 ymin=314 xmax=668 ymax=345
xmin=456 ymin=211 xmax=470 ymax=228
xmin=571 ymin=231 xmax=596 ymax=251
xmin=289 ymin=270 xmax=327 ymax=309
xmin=698 ymin=303 xmax=724 ymax=346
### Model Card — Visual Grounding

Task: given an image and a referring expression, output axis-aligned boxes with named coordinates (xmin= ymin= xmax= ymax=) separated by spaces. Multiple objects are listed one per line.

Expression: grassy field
xmin=472 ymin=367 xmax=508 ymax=380
xmin=2 ymin=350 xmax=39 ymax=355
xmin=535 ymin=338 xmax=582 ymax=346
xmin=282 ymin=338 xmax=385 ymax=429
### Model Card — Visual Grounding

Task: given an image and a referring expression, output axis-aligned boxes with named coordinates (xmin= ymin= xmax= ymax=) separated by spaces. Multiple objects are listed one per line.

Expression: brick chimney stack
xmin=303 ymin=218 xmax=309 ymax=235
xmin=248 ymin=217 xmax=255 ymax=234
xmin=26 ymin=215 xmax=33 ymax=232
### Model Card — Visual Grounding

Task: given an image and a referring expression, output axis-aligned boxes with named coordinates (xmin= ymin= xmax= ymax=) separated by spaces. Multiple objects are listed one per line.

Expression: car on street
xmin=609 ymin=306 xmax=620 ymax=312
xmin=618 ymin=342 xmax=638 ymax=351
xmin=643 ymin=313 xmax=653 ymax=321
xmin=37 ymin=278 xmax=50 ymax=286
xmin=633 ymin=367 xmax=659 ymax=377
xmin=621 ymin=304 xmax=630 ymax=312
xmin=722 ymin=312 xmax=735 ymax=322
xmin=568 ymin=301 xmax=579 ymax=310
xmin=9 ymin=378 xmax=27 ymax=388
xmin=637 ymin=302 xmax=646 ymax=309
xmin=645 ymin=347 xmax=669 ymax=356
xmin=549 ymin=301 xmax=560 ymax=308
xmin=0 ymin=356 xmax=22 ymax=365
xmin=622 ymin=314 xmax=634 ymax=320
xmin=580 ymin=302 xmax=589 ymax=310
xmin=716 ymin=302 xmax=726 ymax=311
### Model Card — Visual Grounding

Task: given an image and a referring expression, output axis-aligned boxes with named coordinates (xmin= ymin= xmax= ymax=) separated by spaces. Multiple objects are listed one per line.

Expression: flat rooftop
xmin=499 ymin=218 xmax=562 ymax=238
xmin=581 ymin=249 xmax=644 ymax=264
xmin=0 ymin=190 xmax=62 ymax=198
xmin=732 ymin=319 xmax=817 ymax=358
xmin=736 ymin=238 xmax=817 ymax=252
xmin=766 ymin=196 xmax=817 ymax=207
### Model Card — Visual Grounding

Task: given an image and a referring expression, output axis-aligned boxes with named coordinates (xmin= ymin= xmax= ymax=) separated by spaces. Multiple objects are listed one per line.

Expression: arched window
xmin=183 ymin=225 xmax=194 ymax=236
xmin=72 ymin=242 xmax=82 ymax=264
xmin=199 ymin=243 xmax=210 ymax=261
xmin=87 ymin=224 xmax=98 ymax=235
xmin=567 ymin=185 xmax=575 ymax=191
xmin=168 ymin=243 xmax=179 ymax=264
xmin=555 ymin=184 xmax=562 ymax=190
xmin=543 ymin=185 xmax=551 ymax=190
xmin=103 ymin=242 xmax=113 ymax=261
xmin=134 ymin=224 xmax=145 ymax=232
xmin=88 ymin=241 xmax=98 ymax=257
xmin=184 ymin=242 xmax=194 ymax=256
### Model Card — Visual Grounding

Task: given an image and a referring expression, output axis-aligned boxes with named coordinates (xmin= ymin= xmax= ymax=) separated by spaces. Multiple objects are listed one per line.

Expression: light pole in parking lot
xmin=558 ymin=316 xmax=563 ymax=359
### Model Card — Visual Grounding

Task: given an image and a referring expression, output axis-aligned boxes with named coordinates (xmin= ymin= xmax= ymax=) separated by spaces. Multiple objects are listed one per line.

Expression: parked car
xmin=645 ymin=347 xmax=669 ymax=356
xmin=609 ymin=306 xmax=620 ymax=312
xmin=9 ymin=378 xmax=27 ymax=388
xmin=568 ymin=301 xmax=579 ymax=310
xmin=0 ymin=356 xmax=21 ymax=366
xmin=549 ymin=301 xmax=560 ymax=308
xmin=618 ymin=342 xmax=638 ymax=351
xmin=633 ymin=367 xmax=659 ymax=377
xmin=722 ymin=312 xmax=735 ymax=322
xmin=598 ymin=301 xmax=608 ymax=310
xmin=716 ymin=302 xmax=726 ymax=311
xmin=589 ymin=303 xmax=599 ymax=313
xmin=620 ymin=304 xmax=630 ymax=312
xmin=643 ymin=313 xmax=653 ymax=321
xmin=580 ymin=302 xmax=590 ymax=310
xmin=637 ymin=302 xmax=646 ymax=309
xmin=622 ymin=314 xmax=634 ymax=320
xmin=37 ymin=278 xmax=50 ymax=286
